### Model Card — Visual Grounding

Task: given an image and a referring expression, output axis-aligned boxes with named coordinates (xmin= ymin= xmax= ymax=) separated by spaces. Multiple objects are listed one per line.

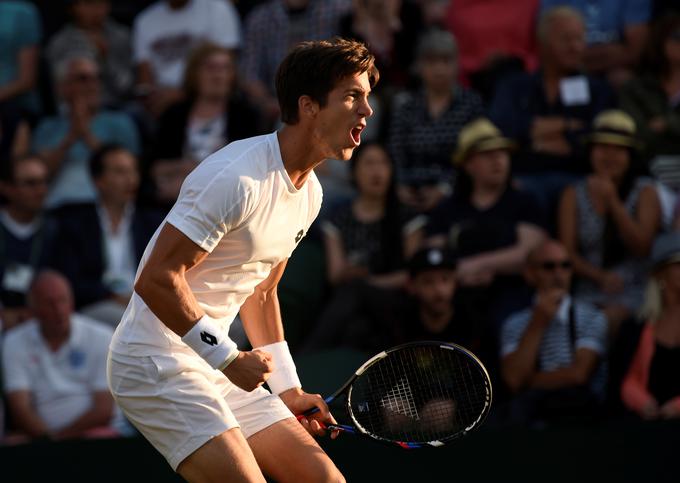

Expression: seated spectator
xmin=443 ymin=0 xmax=540 ymax=100
xmin=489 ymin=5 xmax=615 ymax=218
xmin=540 ymin=0 xmax=650 ymax=87
xmin=132 ymin=0 xmax=242 ymax=118
xmin=620 ymin=13 xmax=680 ymax=196
xmin=392 ymin=247 xmax=489 ymax=359
xmin=1 ymin=270 xmax=125 ymax=441
xmin=0 ymin=0 xmax=42 ymax=118
xmin=338 ymin=0 xmax=424 ymax=140
xmin=46 ymin=0 xmax=134 ymax=109
xmin=425 ymin=118 xmax=546 ymax=330
xmin=51 ymin=145 xmax=162 ymax=326
xmin=321 ymin=142 xmax=424 ymax=290
xmin=558 ymin=110 xmax=662 ymax=336
xmin=33 ymin=54 xmax=140 ymax=209
xmin=239 ymin=0 xmax=351 ymax=128
xmin=298 ymin=143 xmax=425 ymax=354
xmin=621 ymin=231 xmax=680 ymax=420
xmin=151 ymin=43 xmax=263 ymax=164
xmin=388 ymin=28 xmax=484 ymax=213
xmin=500 ymin=239 xmax=608 ymax=425
xmin=0 ymin=156 xmax=55 ymax=330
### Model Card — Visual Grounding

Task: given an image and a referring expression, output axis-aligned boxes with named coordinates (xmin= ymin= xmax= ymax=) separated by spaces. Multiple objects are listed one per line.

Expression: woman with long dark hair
xmin=558 ymin=110 xmax=662 ymax=336
xmin=322 ymin=141 xmax=423 ymax=289
xmin=300 ymin=142 xmax=424 ymax=354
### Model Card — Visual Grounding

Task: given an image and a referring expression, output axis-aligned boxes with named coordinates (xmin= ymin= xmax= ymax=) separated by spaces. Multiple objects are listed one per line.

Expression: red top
xmin=621 ymin=323 xmax=680 ymax=415
xmin=445 ymin=0 xmax=540 ymax=85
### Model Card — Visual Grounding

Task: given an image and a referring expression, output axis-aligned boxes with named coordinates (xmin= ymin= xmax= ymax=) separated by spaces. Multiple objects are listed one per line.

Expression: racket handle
xmin=295 ymin=415 xmax=355 ymax=434
xmin=301 ymin=395 xmax=334 ymax=417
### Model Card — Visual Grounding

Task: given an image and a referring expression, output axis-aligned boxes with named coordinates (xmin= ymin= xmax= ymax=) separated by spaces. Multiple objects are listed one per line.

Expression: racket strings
xmin=349 ymin=345 xmax=490 ymax=444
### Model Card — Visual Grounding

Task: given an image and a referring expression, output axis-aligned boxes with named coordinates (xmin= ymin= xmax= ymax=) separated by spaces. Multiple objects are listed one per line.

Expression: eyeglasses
xmin=538 ymin=260 xmax=572 ymax=271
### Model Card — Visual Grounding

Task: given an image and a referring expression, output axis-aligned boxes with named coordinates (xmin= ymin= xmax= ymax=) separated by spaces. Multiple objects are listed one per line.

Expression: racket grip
xmin=295 ymin=415 xmax=354 ymax=434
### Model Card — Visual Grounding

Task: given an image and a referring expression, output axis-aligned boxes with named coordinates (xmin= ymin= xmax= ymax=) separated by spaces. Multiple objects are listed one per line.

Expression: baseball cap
xmin=651 ymin=232 xmax=680 ymax=270
xmin=408 ymin=247 xmax=457 ymax=277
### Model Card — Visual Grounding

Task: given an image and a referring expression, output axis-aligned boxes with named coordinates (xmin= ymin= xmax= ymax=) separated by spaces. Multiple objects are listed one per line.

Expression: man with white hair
xmin=32 ymin=55 xmax=140 ymax=208
xmin=489 ymin=5 xmax=615 ymax=221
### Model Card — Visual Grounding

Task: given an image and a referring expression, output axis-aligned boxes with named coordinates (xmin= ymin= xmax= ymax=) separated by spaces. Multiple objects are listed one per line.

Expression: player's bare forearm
xmin=240 ymin=260 xmax=288 ymax=347
xmin=134 ymin=223 xmax=209 ymax=335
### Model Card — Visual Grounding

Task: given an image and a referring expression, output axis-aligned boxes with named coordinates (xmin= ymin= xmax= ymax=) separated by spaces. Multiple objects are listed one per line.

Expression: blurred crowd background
xmin=1 ymin=0 xmax=680 ymax=462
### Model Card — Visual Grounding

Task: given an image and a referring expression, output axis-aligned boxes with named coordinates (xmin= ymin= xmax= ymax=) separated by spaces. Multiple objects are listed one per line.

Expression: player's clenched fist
xmin=222 ymin=350 xmax=274 ymax=392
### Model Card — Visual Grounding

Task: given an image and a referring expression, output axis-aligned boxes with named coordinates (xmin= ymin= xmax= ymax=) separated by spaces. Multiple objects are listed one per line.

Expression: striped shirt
xmin=501 ymin=297 xmax=608 ymax=397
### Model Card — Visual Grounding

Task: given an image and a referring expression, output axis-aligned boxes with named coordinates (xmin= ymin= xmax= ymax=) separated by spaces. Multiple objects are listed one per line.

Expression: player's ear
xmin=298 ymin=95 xmax=318 ymax=119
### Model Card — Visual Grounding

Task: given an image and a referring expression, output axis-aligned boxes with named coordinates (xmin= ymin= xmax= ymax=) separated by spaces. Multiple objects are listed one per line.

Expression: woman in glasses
xmin=558 ymin=110 xmax=662 ymax=338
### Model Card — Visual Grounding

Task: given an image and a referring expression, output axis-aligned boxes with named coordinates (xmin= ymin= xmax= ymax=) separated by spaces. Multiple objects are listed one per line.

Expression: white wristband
xmin=182 ymin=315 xmax=238 ymax=370
xmin=255 ymin=341 xmax=301 ymax=395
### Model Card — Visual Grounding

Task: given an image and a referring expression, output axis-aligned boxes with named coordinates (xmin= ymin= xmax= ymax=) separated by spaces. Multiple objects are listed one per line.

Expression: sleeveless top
xmin=573 ymin=178 xmax=651 ymax=310
xmin=648 ymin=342 xmax=680 ymax=405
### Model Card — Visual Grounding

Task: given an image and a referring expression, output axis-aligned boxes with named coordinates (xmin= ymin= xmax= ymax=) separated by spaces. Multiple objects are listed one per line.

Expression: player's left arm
xmin=239 ymin=259 xmax=338 ymax=438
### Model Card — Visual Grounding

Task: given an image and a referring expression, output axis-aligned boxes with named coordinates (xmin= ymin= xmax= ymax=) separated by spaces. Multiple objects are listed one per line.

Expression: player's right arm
xmin=134 ymin=222 xmax=273 ymax=391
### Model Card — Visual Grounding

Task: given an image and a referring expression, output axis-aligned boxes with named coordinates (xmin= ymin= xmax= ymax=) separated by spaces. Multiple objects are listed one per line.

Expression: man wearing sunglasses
xmin=499 ymin=238 xmax=608 ymax=425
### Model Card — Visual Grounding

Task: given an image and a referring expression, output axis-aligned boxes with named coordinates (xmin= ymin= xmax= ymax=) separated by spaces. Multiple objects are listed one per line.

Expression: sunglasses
xmin=538 ymin=260 xmax=572 ymax=271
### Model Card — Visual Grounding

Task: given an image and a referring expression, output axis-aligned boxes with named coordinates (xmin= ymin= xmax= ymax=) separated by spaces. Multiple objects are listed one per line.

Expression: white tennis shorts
xmin=107 ymin=350 xmax=293 ymax=470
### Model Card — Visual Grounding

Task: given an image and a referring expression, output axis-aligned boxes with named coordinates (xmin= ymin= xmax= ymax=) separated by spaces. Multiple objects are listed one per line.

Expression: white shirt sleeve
xmin=166 ymin=166 xmax=256 ymax=252
xmin=2 ymin=330 xmax=31 ymax=392
xmin=132 ymin=13 xmax=151 ymax=63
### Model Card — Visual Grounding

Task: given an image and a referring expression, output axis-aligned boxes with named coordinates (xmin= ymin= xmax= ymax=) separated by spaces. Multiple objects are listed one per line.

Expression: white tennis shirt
xmin=110 ymin=132 xmax=323 ymax=357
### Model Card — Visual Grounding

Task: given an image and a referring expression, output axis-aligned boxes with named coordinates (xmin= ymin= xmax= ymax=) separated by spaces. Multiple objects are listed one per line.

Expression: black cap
xmin=408 ymin=247 xmax=457 ymax=277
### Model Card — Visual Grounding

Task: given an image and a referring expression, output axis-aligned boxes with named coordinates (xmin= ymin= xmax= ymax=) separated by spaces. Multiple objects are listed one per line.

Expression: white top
xmin=2 ymin=315 xmax=114 ymax=431
xmin=133 ymin=0 xmax=241 ymax=87
xmin=97 ymin=202 xmax=137 ymax=295
xmin=110 ymin=132 xmax=323 ymax=357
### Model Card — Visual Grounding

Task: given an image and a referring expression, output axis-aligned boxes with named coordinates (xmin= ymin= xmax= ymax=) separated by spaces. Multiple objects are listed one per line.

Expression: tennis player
xmin=107 ymin=38 xmax=377 ymax=482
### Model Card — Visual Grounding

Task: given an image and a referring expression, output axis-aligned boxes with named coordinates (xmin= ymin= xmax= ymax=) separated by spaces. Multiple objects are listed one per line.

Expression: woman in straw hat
xmin=621 ymin=232 xmax=680 ymax=420
xmin=425 ymin=117 xmax=546 ymax=329
xmin=558 ymin=109 xmax=662 ymax=337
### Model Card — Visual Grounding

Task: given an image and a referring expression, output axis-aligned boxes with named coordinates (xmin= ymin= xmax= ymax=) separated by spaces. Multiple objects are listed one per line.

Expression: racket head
xmin=344 ymin=341 xmax=492 ymax=448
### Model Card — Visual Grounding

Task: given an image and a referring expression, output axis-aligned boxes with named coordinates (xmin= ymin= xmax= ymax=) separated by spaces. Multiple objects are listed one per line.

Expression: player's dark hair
xmin=275 ymin=37 xmax=379 ymax=125
xmin=89 ymin=143 xmax=131 ymax=180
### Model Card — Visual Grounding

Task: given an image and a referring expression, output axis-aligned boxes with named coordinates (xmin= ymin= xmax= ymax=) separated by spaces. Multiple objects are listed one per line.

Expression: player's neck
xmin=277 ymin=126 xmax=325 ymax=189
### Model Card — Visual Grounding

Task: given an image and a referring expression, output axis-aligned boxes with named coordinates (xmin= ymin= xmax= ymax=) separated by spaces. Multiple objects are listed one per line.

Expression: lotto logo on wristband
xmin=200 ymin=331 xmax=218 ymax=346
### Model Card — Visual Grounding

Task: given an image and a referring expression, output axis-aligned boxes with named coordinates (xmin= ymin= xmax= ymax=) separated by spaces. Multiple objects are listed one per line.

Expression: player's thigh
xmin=247 ymin=417 xmax=345 ymax=483
xmin=177 ymin=427 xmax=266 ymax=483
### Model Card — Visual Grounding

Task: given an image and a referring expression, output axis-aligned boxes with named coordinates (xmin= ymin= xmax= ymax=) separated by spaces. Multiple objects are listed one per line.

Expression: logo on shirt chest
xmin=295 ymin=229 xmax=304 ymax=244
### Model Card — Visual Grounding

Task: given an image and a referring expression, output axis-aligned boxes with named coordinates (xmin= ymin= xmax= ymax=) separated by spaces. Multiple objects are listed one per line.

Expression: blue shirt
xmin=540 ymin=0 xmax=651 ymax=44
xmin=0 ymin=1 xmax=42 ymax=114
xmin=32 ymin=111 xmax=140 ymax=208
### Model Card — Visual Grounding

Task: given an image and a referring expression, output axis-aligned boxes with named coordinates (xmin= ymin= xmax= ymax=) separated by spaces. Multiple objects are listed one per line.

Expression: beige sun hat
xmin=452 ymin=117 xmax=516 ymax=165
xmin=586 ymin=109 xmax=642 ymax=149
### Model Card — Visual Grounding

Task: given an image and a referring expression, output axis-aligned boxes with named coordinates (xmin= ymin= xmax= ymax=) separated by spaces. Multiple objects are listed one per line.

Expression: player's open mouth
xmin=351 ymin=124 xmax=364 ymax=146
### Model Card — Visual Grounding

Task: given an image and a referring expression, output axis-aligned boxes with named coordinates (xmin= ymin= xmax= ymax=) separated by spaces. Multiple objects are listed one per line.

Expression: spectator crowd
xmin=1 ymin=0 xmax=680 ymax=444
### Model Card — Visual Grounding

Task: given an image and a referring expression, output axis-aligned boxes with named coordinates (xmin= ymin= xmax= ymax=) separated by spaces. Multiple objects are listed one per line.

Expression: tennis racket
xmin=297 ymin=341 xmax=492 ymax=448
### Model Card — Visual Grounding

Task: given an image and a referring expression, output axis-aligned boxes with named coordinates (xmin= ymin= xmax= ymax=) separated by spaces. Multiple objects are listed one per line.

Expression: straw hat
xmin=452 ymin=118 xmax=516 ymax=165
xmin=586 ymin=109 xmax=641 ymax=149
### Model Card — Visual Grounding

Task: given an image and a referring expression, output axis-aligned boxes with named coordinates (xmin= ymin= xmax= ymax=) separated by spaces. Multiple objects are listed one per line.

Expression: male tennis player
xmin=107 ymin=38 xmax=377 ymax=482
